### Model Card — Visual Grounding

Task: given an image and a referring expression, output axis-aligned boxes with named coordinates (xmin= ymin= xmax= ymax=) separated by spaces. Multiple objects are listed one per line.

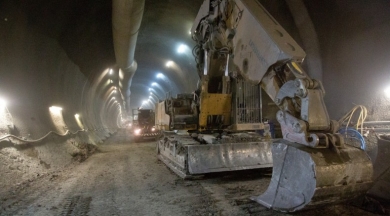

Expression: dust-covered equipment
xmin=132 ymin=109 xmax=160 ymax=142
xmin=157 ymin=0 xmax=373 ymax=212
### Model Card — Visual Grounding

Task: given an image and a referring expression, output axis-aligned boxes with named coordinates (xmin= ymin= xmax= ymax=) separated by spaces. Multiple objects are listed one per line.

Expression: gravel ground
xmin=0 ymin=130 xmax=385 ymax=216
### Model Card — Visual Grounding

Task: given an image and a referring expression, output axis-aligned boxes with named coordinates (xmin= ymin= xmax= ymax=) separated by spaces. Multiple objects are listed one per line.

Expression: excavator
xmin=157 ymin=0 xmax=373 ymax=212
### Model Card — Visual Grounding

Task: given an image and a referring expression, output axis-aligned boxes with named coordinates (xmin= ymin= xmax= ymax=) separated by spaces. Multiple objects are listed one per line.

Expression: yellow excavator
xmin=157 ymin=0 xmax=373 ymax=212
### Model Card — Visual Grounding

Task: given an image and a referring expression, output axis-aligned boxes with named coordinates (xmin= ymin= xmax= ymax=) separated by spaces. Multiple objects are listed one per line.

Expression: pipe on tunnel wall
xmin=285 ymin=0 xmax=322 ymax=81
xmin=112 ymin=0 xmax=145 ymax=115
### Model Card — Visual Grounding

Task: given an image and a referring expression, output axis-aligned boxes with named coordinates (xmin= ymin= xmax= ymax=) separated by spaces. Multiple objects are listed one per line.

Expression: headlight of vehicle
xmin=134 ymin=128 xmax=141 ymax=135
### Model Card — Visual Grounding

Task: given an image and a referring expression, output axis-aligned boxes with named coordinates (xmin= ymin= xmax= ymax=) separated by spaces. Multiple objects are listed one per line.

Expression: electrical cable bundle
xmin=338 ymin=105 xmax=368 ymax=134
xmin=338 ymin=105 xmax=368 ymax=150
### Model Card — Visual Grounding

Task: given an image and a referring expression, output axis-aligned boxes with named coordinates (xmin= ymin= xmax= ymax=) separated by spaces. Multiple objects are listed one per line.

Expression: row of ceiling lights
xmin=139 ymin=43 xmax=190 ymax=109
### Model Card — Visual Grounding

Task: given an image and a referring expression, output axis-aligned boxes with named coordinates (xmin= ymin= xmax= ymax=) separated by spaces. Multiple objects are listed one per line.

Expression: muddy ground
xmin=0 ymin=130 xmax=386 ymax=216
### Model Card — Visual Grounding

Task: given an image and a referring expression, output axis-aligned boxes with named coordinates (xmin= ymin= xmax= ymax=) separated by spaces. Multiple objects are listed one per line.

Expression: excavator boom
xmin=190 ymin=0 xmax=373 ymax=212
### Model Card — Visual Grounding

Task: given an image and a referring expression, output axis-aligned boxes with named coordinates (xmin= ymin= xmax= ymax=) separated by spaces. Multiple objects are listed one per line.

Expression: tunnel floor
xmin=0 ymin=130 xmax=382 ymax=216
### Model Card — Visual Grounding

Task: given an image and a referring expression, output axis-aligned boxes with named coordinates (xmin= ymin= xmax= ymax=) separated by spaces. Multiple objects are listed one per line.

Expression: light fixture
xmin=152 ymin=82 xmax=157 ymax=86
xmin=166 ymin=61 xmax=173 ymax=67
xmin=156 ymin=73 xmax=164 ymax=79
xmin=75 ymin=114 xmax=80 ymax=118
xmin=148 ymin=88 xmax=153 ymax=91
xmin=385 ymin=86 xmax=390 ymax=98
xmin=49 ymin=106 xmax=63 ymax=112
xmin=0 ymin=98 xmax=6 ymax=107
xmin=109 ymin=69 xmax=113 ymax=75
xmin=142 ymin=100 xmax=148 ymax=105
xmin=177 ymin=44 xmax=187 ymax=53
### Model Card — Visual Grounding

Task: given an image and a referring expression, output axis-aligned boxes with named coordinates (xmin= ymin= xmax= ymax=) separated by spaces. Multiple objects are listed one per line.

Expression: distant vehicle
xmin=132 ymin=109 xmax=160 ymax=142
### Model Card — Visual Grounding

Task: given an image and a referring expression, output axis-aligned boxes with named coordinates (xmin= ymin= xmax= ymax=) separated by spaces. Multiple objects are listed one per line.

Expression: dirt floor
xmin=0 ymin=130 xmax=386 ymax=216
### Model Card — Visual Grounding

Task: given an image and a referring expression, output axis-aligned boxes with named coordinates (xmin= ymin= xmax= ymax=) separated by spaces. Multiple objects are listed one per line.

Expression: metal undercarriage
xmin=157 ymin=131 xmax=273 ymax=179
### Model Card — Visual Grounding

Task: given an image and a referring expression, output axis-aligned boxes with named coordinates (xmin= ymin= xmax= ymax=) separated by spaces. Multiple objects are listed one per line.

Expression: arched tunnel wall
xmin=1 ymin=0 xmax=390 ymax=195
xmin=0 ymin=4 xmax=121 ymax=191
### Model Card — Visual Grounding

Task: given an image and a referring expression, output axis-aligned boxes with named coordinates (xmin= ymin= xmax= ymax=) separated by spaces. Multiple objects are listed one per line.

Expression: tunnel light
xmin=109 ymin=69 xmax=113 ymax=75
xmin=49 ymin=106 xmax=62 ymax=112
xmin=142 ymin=100 xmax=148 ymax=105
xmin=166 ymin=61 xmax=173 ymax=67
xmin=152 ymin=82 xmax=158 ymax=87
xmin=113 ymin=97 xmax=116 ymax=99
xmin=385 ymin=86 xmax=390 ymax=98
xmin=75 ymin=114 xmax=80 ymax=118
xmin=156 ymin=73 xmax=164 ymax=79
xmin=148 ymin=88 xmax=153 ymax=91
xmin=177 ymin=44 xmax=188 ymax=54
xmin=0 ymin=98 xmax=6 ymax=107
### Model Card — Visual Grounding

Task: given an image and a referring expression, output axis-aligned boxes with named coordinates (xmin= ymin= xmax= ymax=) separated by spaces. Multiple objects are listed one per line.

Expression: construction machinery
xmin=157 ymin=0 xmax=373 ymax=212
xmin=132 ymin=109 xmax=160 ymax=142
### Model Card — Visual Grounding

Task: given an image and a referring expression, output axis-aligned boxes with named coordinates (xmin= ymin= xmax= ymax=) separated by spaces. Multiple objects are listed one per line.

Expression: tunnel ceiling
xmin=2 ymin=0 xmax=390 ymax=113
xmin=4 ymin=0 xmax=204 ymax=110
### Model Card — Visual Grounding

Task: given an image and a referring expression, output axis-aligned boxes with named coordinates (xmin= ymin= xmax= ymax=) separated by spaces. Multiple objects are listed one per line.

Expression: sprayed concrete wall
xmin=0 ymin=3 xmax=122 ymax=192
xmin=303 ymin=0 xmax=390 ymax=121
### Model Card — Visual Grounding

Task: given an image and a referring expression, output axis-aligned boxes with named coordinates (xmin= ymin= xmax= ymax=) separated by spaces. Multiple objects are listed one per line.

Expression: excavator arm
xmin=191 ymin=0 xmax=373 ymax=212
xmin=192 ymin=0 xmax=338 ymax=148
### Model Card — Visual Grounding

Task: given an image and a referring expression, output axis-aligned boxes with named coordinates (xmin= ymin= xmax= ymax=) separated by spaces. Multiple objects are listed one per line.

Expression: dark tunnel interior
xmin=0 ymin=0 xmax=390 ymax=214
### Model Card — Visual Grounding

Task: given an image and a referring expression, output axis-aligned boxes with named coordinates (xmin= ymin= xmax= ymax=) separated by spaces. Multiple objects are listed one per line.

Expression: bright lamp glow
xmin=109 ymin=69 xmax=113 ymax=75
xmin=75 ymin=114 xmax=80 ymax=118
xmin=156 ymin=73 xmax=164 ymax=79
xmin=49 ymin=106 xmax=62 ymax=112
xmin=152 ymin=82 xmax=157 ymax=86
xmin=385 ymin=86 xmax=390 ymax=98
xmin=177 ymin=44 xmax=187 ymax=53
xmin=0 ymin=98 xmax=6 ymax=107
xmin=134 ymin=128 xmax=141 ymax=135
xmin=142 ymin=100 xmax=148 ymax=105
xmin=166 ymin=61 xmax=173 ymax=67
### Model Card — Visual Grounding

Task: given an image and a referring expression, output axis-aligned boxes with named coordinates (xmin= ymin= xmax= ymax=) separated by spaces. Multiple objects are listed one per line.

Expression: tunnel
xmin=1 ymin=0 xmax=390 ymax=215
